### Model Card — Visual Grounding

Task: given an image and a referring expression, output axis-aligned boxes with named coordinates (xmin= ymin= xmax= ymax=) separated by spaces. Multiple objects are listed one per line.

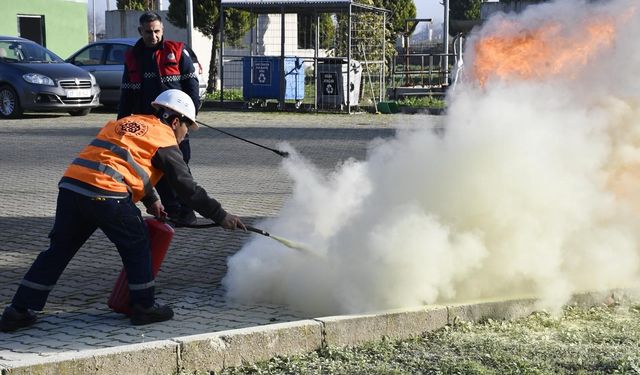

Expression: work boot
xmin=130 ymin=303 xmax=174 ymax=326
xmin=0 ymin=305 xmax=37 ymax=332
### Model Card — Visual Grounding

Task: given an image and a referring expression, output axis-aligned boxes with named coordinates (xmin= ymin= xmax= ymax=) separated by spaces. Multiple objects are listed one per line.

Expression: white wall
xmin=224 ymin=13 xmax=324 ymax=58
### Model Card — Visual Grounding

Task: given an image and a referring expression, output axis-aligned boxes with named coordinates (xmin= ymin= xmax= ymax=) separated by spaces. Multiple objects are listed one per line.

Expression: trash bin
xmin=243 ymin=56 xmax=305 ymax=105
xmin=316 ymin=58 xmax=362 ymax=110
xmin=284 ymin=57 xmax=305 ymax=103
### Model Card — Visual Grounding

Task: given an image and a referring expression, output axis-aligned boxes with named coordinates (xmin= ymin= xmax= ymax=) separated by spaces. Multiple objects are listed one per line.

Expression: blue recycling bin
xmin=243 ymin=56 xmax=305 ymax=102
xmin=284 ymin=57 xmax=305 ymax=101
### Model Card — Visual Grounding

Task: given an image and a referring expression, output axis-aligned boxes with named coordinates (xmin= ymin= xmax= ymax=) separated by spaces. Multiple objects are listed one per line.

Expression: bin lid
xmin=317 ymin=57 xmax=347 ymax=64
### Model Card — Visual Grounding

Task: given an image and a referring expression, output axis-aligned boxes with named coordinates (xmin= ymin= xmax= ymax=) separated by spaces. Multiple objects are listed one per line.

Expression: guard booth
xmin=220 ymin=0 xmax=389 ymax=113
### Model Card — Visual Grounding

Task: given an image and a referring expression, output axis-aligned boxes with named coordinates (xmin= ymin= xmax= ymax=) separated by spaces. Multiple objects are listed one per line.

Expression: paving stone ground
xmin=0 ymin=109 xmax=439 ymax=368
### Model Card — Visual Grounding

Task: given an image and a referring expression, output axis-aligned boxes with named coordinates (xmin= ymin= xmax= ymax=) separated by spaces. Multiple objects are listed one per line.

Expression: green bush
xmin=397 ymin=96 xmax=445 ymax=109
xmin=204 ymin=89 xmax=244 ymax=101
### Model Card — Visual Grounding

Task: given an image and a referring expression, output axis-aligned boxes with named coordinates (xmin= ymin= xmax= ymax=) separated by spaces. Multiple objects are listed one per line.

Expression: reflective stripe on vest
xmin=62 ymin=115 xmax=177 ymax=202
xmin=88 ymin=139 xmax=154 ymax=198
xmin=71 ymin=158 xmax=126 ymax=184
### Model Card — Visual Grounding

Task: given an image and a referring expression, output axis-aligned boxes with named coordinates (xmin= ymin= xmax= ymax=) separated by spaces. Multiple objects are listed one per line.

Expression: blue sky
xmin=418 ymin=0 xmax=444 ymax=22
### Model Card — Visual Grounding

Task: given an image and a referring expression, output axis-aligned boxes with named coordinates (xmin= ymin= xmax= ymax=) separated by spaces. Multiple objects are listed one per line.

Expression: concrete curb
xmin=317 ymin=305 xmax=448 ymax=348
xmin=177 ymin=320 xmax=323 ymax=373
xmin=4 ymin=340 xmax=179 ymax=375
xmin=2 ymin=290 xmax=629 ymax=375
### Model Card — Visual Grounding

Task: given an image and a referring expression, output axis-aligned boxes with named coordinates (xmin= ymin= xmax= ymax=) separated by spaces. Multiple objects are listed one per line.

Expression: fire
xmin=472 ymin=18 xmax=616 ymax=86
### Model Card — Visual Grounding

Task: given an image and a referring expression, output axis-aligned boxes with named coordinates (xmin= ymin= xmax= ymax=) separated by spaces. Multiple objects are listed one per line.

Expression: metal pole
xmin=219 ymin=5 xmax=225 ymax=103
xmin=279 ymin=8 xmax=286 ymax=109
xmin=255 ymin=13 xmax=259 ymax=55
xmin=381 ymin=11 xmax=385 ymax=102
xmin=429 ymin=54 xmax=433 ymax=86
xmin=92 ymin=0 xmax=96 ymax=41
xmin=404 ymin=20 xmax=409 ymax=86
xmin=421 ymin=55 xmax=425 ymax=87
xmin=347 ymin=3 xmax=352 ymax=114
xmin=315 ymin=12 xmax=319 ymax=112
xmin=443 ymin=0 xmax=450 ymax=85
xmin=249 ymin=12 xmax=254 ymax=56
xmin=186 ymin=0 xmax=194 ymax=48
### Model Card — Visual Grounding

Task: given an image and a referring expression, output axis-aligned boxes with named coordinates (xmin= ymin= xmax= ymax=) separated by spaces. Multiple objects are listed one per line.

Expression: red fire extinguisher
xmin=107 ymin=218 xmax=174 ymax=316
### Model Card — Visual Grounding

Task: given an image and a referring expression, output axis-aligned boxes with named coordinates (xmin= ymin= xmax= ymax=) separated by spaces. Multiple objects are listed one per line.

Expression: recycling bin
xmin=316 ymin=58 xmax=362 ymax=109
xmin=243 ymin=56 xmax=305 ymax=103
xmin=284 ymin=57 xmax=305 ymax=102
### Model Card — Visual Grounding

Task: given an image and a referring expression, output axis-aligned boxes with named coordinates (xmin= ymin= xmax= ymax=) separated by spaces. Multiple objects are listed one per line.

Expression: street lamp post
xmin=186 ymin=0 xmax=194 ymax=47
xmin=443 ymin=0 xmax=449 ymax=84
xmin=92 ymin=0 xmax=96 ymax=41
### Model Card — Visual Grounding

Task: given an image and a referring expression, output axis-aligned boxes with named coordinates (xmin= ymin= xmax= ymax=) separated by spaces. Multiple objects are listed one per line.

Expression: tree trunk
xmin=207 ymin=23 xmax=221 ymax=94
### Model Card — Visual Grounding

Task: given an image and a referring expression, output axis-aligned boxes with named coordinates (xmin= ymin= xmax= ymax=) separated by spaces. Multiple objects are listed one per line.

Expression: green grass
xmin=397 ymin=96 xmax=446 ymax=109
xmin=178 ymin=301 xmax=640 ymax=374
xmin=204 ymin=89 xmax=244 ymax=101
xmin=202 ymin=86 xmax=446 ymax=111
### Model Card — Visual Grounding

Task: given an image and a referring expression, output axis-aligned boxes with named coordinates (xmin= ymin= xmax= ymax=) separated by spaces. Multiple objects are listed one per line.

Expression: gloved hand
xmin=220 ymin=213 xmax=246 ymax=231
xmin=146 ymin=200 xmax=167 ymax=221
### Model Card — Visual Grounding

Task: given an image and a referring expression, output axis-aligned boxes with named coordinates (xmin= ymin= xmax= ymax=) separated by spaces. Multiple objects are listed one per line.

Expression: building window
xmin=297 ymin=14 xmax=313 ymax=49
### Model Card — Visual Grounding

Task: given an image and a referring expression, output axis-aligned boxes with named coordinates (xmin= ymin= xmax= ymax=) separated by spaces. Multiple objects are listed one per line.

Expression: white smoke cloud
xmin=223 ymin=0 xmax=640 ymax=315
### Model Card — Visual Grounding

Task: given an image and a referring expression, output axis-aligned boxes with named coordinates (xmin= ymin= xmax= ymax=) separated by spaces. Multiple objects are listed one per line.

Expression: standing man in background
xmin=118 ymin=11 xmax=199 ymax=226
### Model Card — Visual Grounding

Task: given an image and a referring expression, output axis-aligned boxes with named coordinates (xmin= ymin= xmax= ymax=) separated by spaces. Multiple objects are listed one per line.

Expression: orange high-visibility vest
xmin=63 ymin=115 xmax=177 ymax=202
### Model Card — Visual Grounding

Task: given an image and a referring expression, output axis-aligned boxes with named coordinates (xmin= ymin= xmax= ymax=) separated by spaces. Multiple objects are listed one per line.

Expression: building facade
xmin=0 ymin=0 xmax=88 ymax=58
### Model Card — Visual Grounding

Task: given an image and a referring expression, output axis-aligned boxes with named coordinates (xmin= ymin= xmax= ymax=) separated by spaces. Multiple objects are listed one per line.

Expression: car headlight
xmin=88 ymin=72 xmax=97 ymax=85
xmin=23 ymin=73 xmax=55 ymax=86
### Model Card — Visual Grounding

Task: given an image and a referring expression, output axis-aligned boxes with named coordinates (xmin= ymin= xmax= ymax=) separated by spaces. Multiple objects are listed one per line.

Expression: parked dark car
xmin=66 ymin=38 xmax=207 ymax=108
xmin=0 ymin=36 xmax=100 ymax=119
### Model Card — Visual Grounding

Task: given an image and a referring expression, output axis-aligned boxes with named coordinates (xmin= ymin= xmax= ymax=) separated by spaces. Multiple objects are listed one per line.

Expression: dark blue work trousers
xmin=11 ymin=188 xmax=154 ymax=311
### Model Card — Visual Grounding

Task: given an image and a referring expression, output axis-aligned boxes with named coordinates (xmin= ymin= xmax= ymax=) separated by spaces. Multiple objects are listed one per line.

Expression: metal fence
xmin=219 ymin=1 xmax=389 ymax=113
xmin=391 ymin=52 xmax=456 ymax=89
xmin=388 ymin=35 xmax=465 ymax=99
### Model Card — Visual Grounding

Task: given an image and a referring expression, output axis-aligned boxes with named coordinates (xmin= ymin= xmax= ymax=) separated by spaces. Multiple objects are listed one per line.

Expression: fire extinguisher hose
xmin=165 ymin=218 xmax=313 ymax=254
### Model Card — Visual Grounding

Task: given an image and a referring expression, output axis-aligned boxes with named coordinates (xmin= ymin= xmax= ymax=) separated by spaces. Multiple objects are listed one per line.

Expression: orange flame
xmin=472 ymin=18 xmax=616 ymax=86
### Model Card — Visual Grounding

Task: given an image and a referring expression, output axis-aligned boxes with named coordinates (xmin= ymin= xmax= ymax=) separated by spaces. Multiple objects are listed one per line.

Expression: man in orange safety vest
xmin=0 ymin=90 xmax=244 ymax=332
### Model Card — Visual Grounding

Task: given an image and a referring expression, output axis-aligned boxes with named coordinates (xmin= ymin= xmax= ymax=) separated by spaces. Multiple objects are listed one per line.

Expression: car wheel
xmin=68 ymin=108 xmax=91 ymax=116
xmin=0 ymin=85 xmax=24 ymax=119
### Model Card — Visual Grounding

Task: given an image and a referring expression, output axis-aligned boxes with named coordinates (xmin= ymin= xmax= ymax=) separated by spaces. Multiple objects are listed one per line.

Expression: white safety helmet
xmin=151 ymin=89 xmax=198 ymax=128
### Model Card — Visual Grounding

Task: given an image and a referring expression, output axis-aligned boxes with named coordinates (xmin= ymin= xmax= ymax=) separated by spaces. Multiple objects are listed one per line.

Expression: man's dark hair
xmin=139 ymin=11 xmax=162 ymax=26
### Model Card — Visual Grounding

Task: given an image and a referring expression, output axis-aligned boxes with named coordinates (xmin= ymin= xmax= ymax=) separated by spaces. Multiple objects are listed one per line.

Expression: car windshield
xmin=0 ymin=41 xmax=63 ymax=63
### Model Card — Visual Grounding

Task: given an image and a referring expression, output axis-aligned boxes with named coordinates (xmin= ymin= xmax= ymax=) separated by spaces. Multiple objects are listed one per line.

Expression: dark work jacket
xmin=117 ymin=38 xmax=200 ymax=119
